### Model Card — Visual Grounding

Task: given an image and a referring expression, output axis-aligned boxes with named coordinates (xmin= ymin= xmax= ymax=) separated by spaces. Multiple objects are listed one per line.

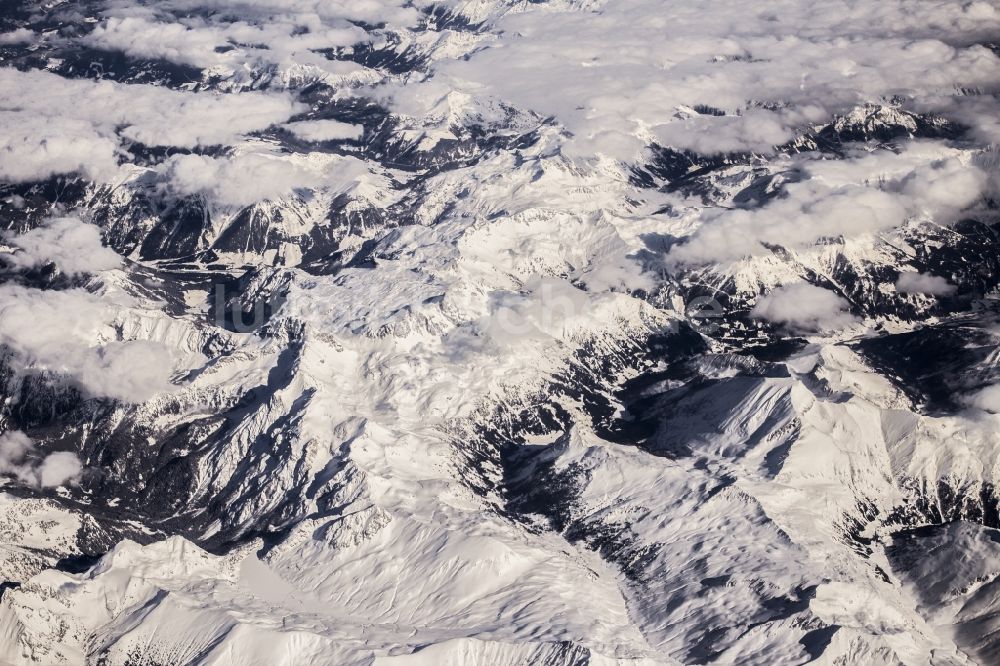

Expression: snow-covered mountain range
xmin=1 ymin=0 xmax=999 ymax=663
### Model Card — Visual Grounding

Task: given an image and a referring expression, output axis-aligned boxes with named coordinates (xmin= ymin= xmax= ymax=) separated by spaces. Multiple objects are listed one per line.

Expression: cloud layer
xmin=895 ymin=272 xmax=957 ymax=296
xmin=967 ymin=385 xmax=1000 ymax=413
xmin=159 ymin=151 xmax=370 ymax=207
xmin=751 ymin=283 xmax=858 ymax=333
xmin=0 ymin=430 xmax=82 ymax=489
xmin=2 ymin=217 xmax=122 ymax=276
xmin=667 ymin=145 xmax=989 ymax=267
xmin=0 ymin=285 xmax=175 ymax=402
xmin=0 ymin=68 xmax=300 ymax=183
xmin=410 ymin=0 xmax=1000 ymax=160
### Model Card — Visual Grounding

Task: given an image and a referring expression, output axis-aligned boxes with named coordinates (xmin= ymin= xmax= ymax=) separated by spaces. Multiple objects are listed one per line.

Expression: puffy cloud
xmin=159 ymin=152 xmax=368 ymax=207
xmin=668 ymin=181 xmax=908 ymax=267
xmin=78 ymin=0 xmax=425 ymax=78
xmin=0 ymin=431 xmax=34 ymax=486
xmin=0 ymin=28 xmax=35 ymax=45
xmin=0 ymin=68 xmax=301 ymax=183
xmin=156 ymin=0 xmax=421 ymax=28
xmin=895 ymin=272 xmax=956 ymax=296
xmin=84 ymin=16 xmax=235 ymax=68
xmin=405 ymin=0 xmax=1000 ymax=160
xmin=966 ymin=385 xmax=1000 ymax=413
xmin=751 ymin=283 xmax=858 ymax=333
xmin=83 ymin=13 xmax=370 ymax=72
xmin=578 ymin=255 xmax=655 ymax=294
xmin=482 ymin=277 xmax=602 ymax=347
xmin=0 ymin=112 xmax=119 ymax=184
xmin=936 ymin=96 xmax=1000 ymax=147
xmin=2 ymin=217 xmax=122 ymax=276
xmin=74 ymin=341 xmax=177 ymax=402
xmin=283 ymin=120 xmax=364 ymax=142
xmin=652 ymin=109 xmax=796 ymax=156
xmin=0 ymin=431 xmax=83 ymax=489
xmin=667 ymin=147 xmax=988 ymax=267
xmin=899 ymin=157 xmax=988 ymax=214
xmin=37 ymin=452 xmax=84 ymax=488
xmin=0 ymin=285 xmax=175 ymax=402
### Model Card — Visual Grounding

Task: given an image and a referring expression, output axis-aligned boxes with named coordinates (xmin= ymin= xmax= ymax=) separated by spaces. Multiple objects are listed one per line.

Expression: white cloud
xmin=482 ymin=277 xmax=598 ymax=347
xmin=0 ymin=112 xmax=120 ymax=184
xmin=899 ymin=157 xmax=988 ymax=214
xmin=3 ymin=217 xmax=122 ymax=276
xmin=0 ymin=285 xmax=175 ymax=402
xmin=37 ymin=452 xmax=84 ymax=488
xmin=0 ymin=68 xmax=301 ymax=183
xmin=159 ymin=151 xmax=368 ymax=207
xmin=84 ymin=16 xmax=235 ymax=68
xmin=578 ymin=255 xmax=655 ymax=294
xmin=652 ymin=108 xmax=796 ymax=156
xmin=751 ymin=283 xmax=858 ymax=333
xmin=895 ymin=272 xmax=956 ymax=296
xmin=83 ymin=13 xmax=370 ymax=73
xmin=0 ymin=431 xmax=83 ymax=489
xmin=966 ymin=385 xmax=1000 ymax=413
xmin=402 ymin=0 xmax=1000 ymax=160
xmin=75 ymin=341 xmax=176 ymax=403
xmin=0 ymin=68 xmax=301 ymax=148
xmin=668 ymin=181 xmax=909 ymax=267
xmin=0 ymin=28 xmax=35 ymax=45
xmin=157 ymin=0 xmax=421 ymax=29
xmin=666 ymin=146 xmax=988 ymax=267
xmin=283 ymin=120 xmax=364 ymax=142
xmin=0 ymin=431 xmax=35 ymax=486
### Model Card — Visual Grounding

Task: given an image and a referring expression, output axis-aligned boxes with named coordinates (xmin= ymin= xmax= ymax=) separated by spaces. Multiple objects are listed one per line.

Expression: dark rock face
xmin=856 ymin=320 xmax=1000 ymax=413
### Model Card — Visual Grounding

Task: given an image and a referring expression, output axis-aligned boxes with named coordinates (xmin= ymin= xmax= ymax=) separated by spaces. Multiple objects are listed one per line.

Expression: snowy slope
xmin=1 ymin=0 xmax=1000 ymax=664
